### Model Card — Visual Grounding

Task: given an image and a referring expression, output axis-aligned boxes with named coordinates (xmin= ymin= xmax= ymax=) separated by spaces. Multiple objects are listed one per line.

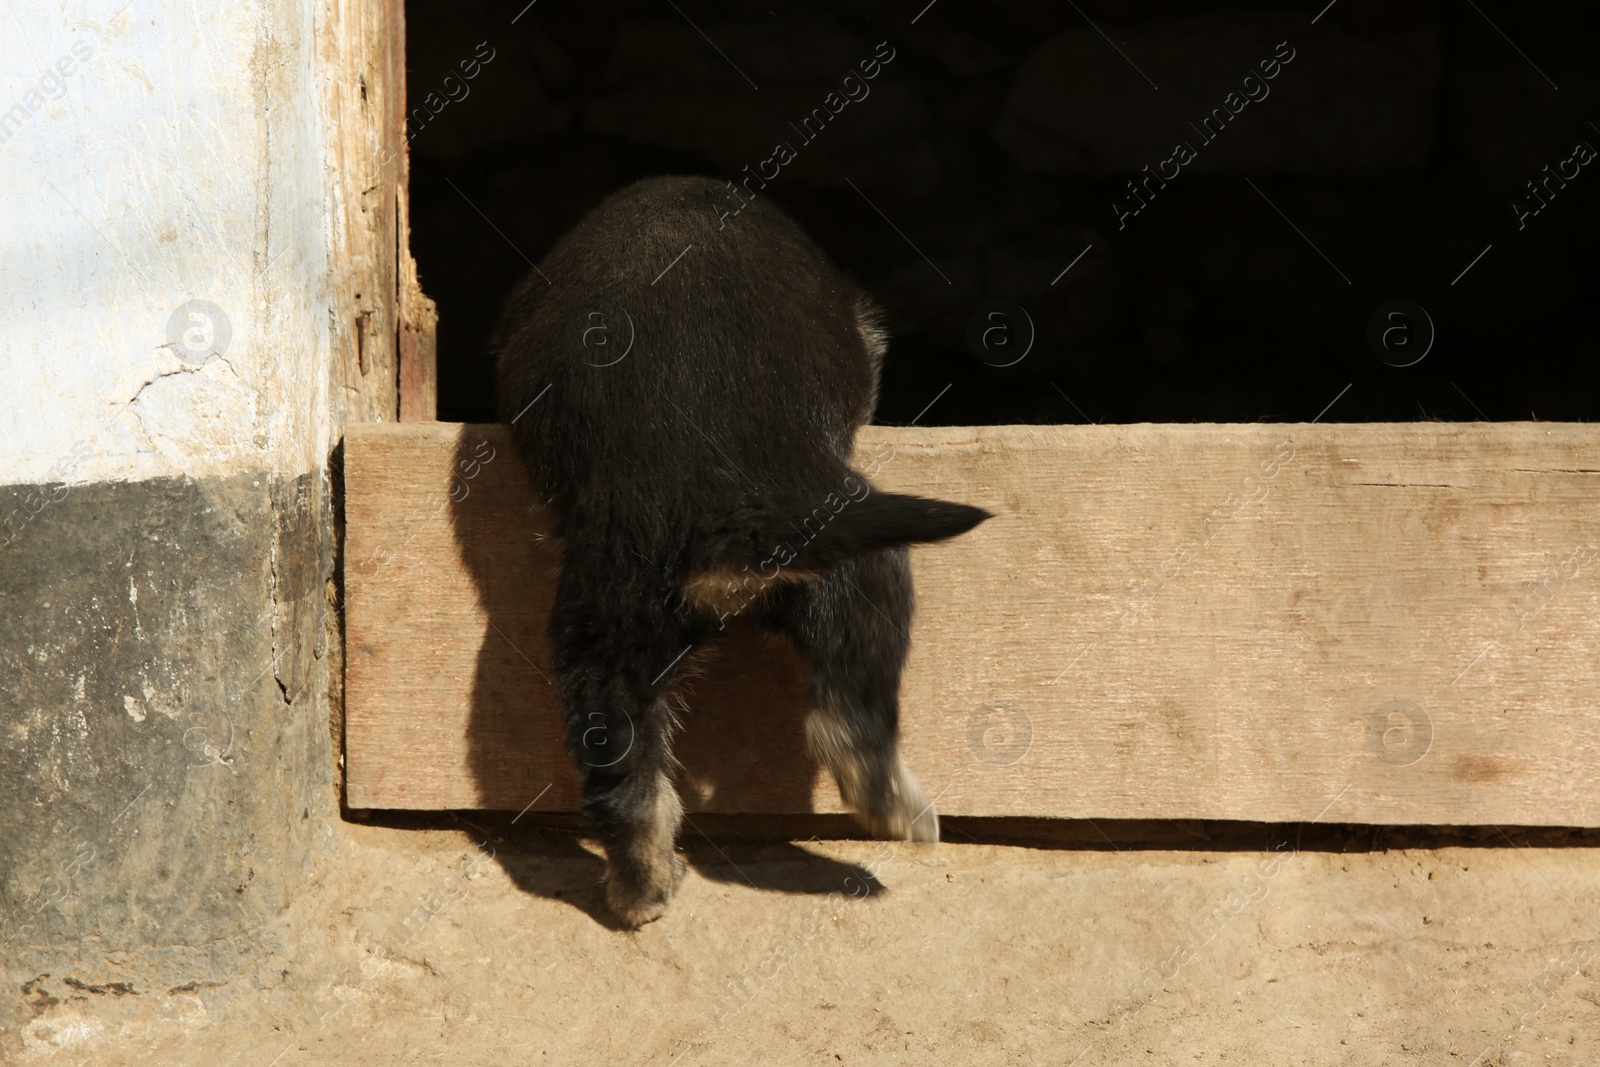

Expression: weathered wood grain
xmin=321 ymin=0 xmax=402 ymax=424
xmin=344 ymin=421 xmax=1600 ymax=825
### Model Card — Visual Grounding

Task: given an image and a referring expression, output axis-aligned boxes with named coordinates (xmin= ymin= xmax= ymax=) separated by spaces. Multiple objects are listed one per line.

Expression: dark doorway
xmin=406 ymin=1 xmax=1599 ymax=426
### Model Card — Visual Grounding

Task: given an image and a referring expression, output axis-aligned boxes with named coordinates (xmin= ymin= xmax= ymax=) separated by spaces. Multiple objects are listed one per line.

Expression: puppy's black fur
xmin=493 ymin=176 xmax=990 ymax=927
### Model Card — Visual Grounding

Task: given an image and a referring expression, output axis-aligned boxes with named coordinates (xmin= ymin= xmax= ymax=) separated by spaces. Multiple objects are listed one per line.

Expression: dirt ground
xmin=9 ymin=816 xmax=1599 ymax=1066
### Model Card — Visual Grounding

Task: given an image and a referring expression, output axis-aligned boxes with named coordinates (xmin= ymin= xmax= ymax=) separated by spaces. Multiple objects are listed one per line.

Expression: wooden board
xmin=343 ymin=421 xmax=1600 ymax=825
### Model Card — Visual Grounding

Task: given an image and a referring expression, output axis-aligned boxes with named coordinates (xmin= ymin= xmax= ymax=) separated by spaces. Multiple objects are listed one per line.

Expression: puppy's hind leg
xmin=573 ymin=697 xmax=685 ymax=928
xmin=763 ymin=547 xmax=939 ymax=842
xmin=549 ymin=548 xmax=696 ymax=927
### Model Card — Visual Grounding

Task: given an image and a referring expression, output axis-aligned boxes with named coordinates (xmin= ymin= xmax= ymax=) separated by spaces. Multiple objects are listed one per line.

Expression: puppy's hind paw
xmin=859 ymin=761 xmax=940 ymax=843
xmin=603 ymin=853 xmax=686 ymax=929
xmin=895 ymin=765 xmax=941 ymax=843
xmin=905 ymin=799 xmax=940 ymax=843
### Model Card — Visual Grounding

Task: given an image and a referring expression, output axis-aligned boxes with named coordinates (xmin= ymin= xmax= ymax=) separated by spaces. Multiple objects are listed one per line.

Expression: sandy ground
xmin=9 ymin=816 xmax=1600 ymax=1066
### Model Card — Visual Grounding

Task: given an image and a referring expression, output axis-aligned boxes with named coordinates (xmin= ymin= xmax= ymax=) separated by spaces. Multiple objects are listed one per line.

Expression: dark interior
xmin=405 ymin=0 xmax=1599 ymax=426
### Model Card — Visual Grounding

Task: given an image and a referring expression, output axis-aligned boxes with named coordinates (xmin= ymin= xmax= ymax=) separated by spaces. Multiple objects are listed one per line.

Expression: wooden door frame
xmin=325 ymin=0 xmax=437 ymax=428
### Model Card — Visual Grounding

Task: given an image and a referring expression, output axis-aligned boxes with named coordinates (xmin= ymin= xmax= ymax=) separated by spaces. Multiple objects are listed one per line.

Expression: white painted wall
xmin=0 ymin=0 xmax=335 ymax=485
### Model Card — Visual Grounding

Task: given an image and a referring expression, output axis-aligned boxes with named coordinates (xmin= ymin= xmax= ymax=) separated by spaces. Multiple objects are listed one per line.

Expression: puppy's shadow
xmin=484 ymin=824 xmax=886 ymax=931
xmin=449 ymin=429 xmax=870 ymax=921
xmin=475 ymin=826 xmax=613 ymax=927
xmin=676 ymin=834 xmax=888 ymax=899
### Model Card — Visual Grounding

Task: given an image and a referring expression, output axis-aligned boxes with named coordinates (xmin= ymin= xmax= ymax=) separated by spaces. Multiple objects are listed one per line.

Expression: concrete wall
xmin=1 ymin=0 xmax=347 ymax=1005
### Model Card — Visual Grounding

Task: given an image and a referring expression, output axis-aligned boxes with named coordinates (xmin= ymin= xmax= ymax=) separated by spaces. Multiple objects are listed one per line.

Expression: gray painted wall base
xmin=0 ymin=470 xmax=335 ymax=1011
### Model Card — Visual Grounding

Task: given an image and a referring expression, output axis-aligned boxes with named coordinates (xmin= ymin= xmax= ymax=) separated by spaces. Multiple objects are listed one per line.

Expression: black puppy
xmin=494 ymin=175 xmax=990 ymax=927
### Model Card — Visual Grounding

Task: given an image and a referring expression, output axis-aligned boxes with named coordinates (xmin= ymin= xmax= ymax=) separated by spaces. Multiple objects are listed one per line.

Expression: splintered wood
xmin=343 ymin=421 xmax=1600 ymax=825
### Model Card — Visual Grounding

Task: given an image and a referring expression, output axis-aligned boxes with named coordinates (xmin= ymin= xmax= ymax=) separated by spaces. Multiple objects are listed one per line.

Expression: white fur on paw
xmin=606 ymin=885 xmax=670 ymax=928
xmin=885 ymin=761 xmax=940 ymax=843
xmin=604 ymin=853 xmax=685 ymax=929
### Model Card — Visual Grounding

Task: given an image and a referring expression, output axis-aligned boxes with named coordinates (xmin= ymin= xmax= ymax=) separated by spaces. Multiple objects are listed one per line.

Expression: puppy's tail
xmin=758 ymin=489 xmax=991 ymax=572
